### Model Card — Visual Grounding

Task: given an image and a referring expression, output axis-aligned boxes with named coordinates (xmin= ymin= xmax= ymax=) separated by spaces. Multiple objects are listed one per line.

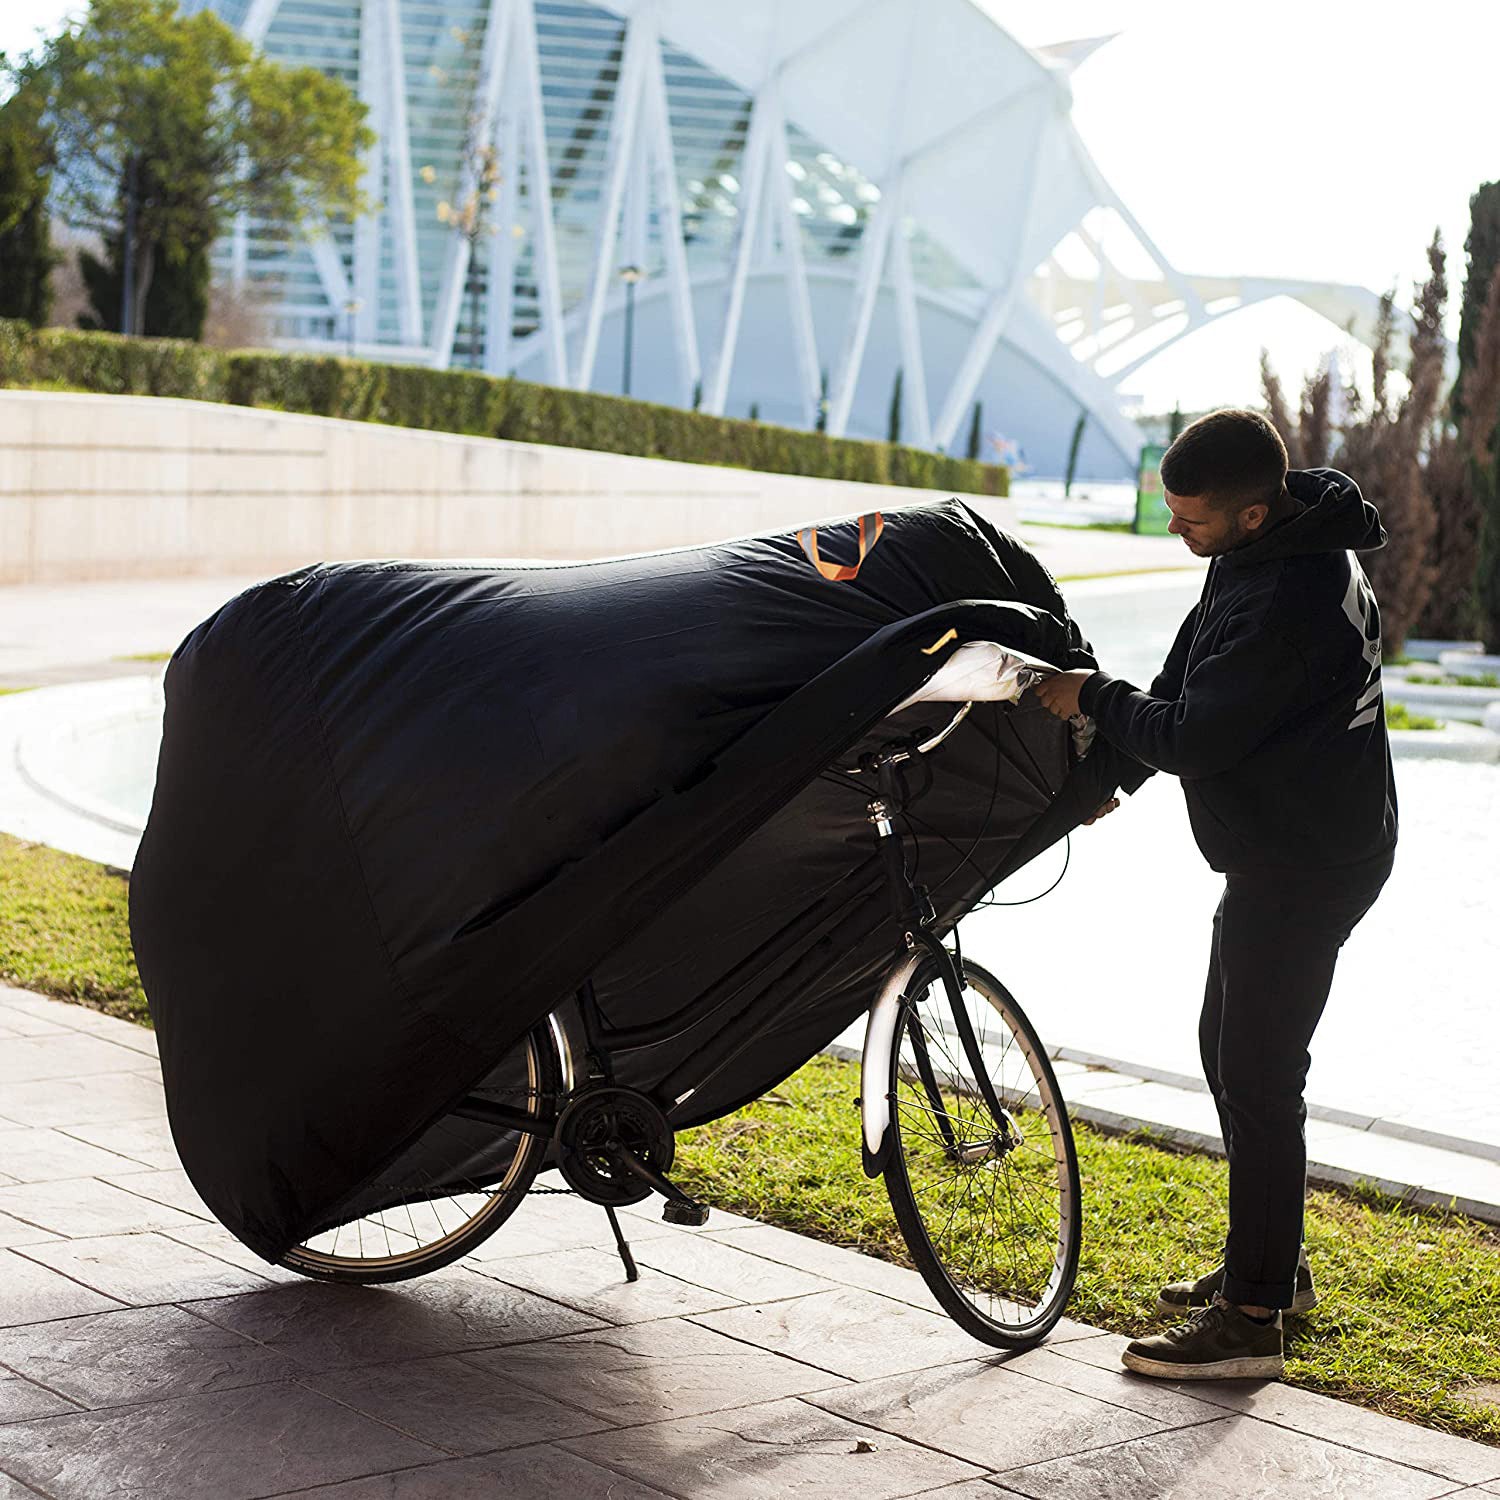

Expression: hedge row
xmin=0 ymin=321 xmax=1007 ymax=497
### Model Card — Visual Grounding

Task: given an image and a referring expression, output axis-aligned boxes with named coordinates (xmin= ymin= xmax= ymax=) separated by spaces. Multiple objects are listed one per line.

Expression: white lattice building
xmin=210 ymin=0 xmax=1388 ymax=478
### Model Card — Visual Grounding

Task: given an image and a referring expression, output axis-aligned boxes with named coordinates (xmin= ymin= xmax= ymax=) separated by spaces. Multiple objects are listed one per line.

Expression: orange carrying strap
xmin=796 ymin=512 xmax=885 ymax=581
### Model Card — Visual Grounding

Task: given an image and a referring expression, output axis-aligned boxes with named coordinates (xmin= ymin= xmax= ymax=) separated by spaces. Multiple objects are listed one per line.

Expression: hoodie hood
xmin=1221 ymin=466 xmax=1386 ymax=570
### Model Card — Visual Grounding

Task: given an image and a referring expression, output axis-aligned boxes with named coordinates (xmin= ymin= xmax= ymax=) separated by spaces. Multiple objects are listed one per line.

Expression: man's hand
xmin=1082 ymin=797 xmax=1120 ymax=826
xmin=1031 ymin=668 xmax=1094 ymax=720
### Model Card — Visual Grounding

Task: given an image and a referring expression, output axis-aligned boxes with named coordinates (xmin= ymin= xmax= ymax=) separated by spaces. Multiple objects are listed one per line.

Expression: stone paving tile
xmin=17 ymin=1232 xmax=278 ymax=1306
xmin=159 ymin=1221 xmax=306 ymax=1285
xmin=1000 ymin=1344 xmax=1227 ymax=1430
xmin=459 ymin=1188 xmax=642 ymax=1260
xmin=701 ymin=1224 xmax=1105 ymax=1342
xmin=56 ymin=1116 xmax=183 ymax=1171
xmin=190 ymin=1269 xmax=606 ymax=1373
xmin=0 ymin=1125 xmax=147 ymax=1183
xmin=0 ymin=1374 xmax=81 ymax=1423
xmin=268 ymin=1444 xmax=678 ymax=1498
xmin=101 ymin=1165 xmax=215 ymax=1222
xmin=0 ymin=1070 xmax=164 ymax=1129
xmin=466 ymin=1316 xmax=848 ymax=1427
xmin=0 ymin=1471 xmax=44 ymax=1498
xmin=472 ymin=1245 xmax=746 ymax=1325
xmin=563 ymin=1393 xmax=986 ymax=1499
xmin=806 ymin=1357 xmax=1164 ymax=1471
xmin=703 ymin=1224 xmax=940 ymax=1309
xmin=0 ymin=1302 xmax=301 ymax=1409
xmin=691 ymin=1287 xmax=997 ymax=1382
xmin=1167 ymin=1371 xmax=1500 ymax=1486
xmin=0 ymin=1032 xmax=153 ymax=1086
xmin=304 ymin=1352 xmax=614 ymax=1456
xmin=0 ymin=1176 xmax=202 ymax=1237
xmin=30 ymin=1007 xmax=158 ymax=1060
xmin=0 ymin=1000 xmax=69 ymax=1039
xmin=898 ymin=1486 xmax=1000 ymax=1499
xmin=0 ymin=1379 xmax=444 ymax=1500
xmin=628 ymin=1230 xmax=840 ymax=1303
xmin=0 ymin=1250 xmax=123 ymax=1326
xmin=0 ymin=1216 xmax=57 ymax=1251
xmin=987 ymin=1413 xmax=1459 ymax=1499
xmin=0 ymin=1019 xmax=65 ymax=1044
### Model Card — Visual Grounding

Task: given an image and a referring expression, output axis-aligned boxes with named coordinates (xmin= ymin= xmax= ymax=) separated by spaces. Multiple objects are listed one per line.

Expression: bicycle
xmin=277 ymin=679 xmax=1083 ymax=1352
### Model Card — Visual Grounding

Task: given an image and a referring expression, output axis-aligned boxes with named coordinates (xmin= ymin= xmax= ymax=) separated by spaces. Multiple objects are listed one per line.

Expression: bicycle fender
xmin=860 ymin=949 xmax=926 ymax=1178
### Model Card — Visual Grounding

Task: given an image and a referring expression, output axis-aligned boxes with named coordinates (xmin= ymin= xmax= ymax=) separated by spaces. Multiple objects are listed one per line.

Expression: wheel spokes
xmin=893 ymin=975 xmax=1072 ymax=1329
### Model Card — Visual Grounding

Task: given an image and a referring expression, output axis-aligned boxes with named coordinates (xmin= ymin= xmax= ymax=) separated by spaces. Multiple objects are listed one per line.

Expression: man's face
xmin=1164 ymin=491 xmax=1268 ymax=556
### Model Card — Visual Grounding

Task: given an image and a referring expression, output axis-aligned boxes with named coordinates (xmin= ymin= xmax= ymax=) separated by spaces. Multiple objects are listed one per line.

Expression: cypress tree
xmin=1064 ymin=410 xmax=1087 ymax=497
xmin=888 ymin=367 xmax=903 ymax=445
xmin=966 ymin=400 xmax=983 ymax=461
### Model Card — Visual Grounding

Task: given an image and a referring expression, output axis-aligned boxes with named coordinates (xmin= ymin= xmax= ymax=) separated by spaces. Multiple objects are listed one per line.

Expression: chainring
xmin=555 ymin=1085 xmax=676 ymax=1207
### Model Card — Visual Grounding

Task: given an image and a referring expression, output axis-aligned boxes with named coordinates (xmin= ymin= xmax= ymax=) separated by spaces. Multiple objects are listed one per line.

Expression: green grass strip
xmin=0 ymin=835 xmax=147 ymax=1023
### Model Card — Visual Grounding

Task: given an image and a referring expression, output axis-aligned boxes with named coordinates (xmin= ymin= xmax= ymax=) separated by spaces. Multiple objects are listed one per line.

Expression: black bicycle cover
xmin=130 ymin=498 xmax=1132 ymax=1260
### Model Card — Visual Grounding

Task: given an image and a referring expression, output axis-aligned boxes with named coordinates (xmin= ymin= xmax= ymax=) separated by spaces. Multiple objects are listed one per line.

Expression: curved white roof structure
xmin=214 ymin=0 xmax=1386 ymax=478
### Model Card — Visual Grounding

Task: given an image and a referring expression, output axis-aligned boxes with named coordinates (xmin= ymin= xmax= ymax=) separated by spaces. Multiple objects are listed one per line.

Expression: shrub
xmin=0 ymin=320 xmax=1008 ymax=498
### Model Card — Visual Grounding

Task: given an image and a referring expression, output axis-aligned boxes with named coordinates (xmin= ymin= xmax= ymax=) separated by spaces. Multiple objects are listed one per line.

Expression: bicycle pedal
xmin=662 ymin=1199 xmax=710 ymax=1227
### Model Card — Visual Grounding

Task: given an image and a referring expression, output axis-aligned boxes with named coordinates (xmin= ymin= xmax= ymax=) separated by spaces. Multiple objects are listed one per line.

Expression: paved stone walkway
xmin=1 ymin=986 xmax=1497 ymax=1498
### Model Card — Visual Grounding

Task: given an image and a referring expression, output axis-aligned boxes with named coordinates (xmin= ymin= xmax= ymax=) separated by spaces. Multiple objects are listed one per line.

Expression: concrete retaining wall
xmin=0 ymin=390 xmax=1015 ymax=584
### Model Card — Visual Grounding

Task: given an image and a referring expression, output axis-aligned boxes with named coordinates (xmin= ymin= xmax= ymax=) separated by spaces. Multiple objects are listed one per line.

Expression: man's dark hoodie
xmin=1079 ymin=467 xmax=1398 ymax=876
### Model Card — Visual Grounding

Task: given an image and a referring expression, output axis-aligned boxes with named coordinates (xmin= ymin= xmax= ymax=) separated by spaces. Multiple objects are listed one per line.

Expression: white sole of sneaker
xmin=1122 ymin=1350 xmax=1285 ymax=1381
xmin=1155 ymin=1289 xmax=1318 ymax=1319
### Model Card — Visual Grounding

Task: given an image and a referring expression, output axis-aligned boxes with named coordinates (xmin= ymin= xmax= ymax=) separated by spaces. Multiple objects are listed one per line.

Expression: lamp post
xmin=618 ymin=264 xmax=642 ymax=397
xmin=342 ymin=297 xmax=362 ymax=358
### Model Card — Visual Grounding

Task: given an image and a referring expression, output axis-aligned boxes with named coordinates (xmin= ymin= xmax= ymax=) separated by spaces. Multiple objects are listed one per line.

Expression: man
xmin=1033 ymin=408 xmax=1397 ymax=1381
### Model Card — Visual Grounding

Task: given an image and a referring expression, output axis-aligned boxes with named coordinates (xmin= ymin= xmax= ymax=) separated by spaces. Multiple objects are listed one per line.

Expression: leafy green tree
xmin=18 ymin=0 xmax=372 ymax=335
xmin=0 ymin=74 xmax=58 ymax=326
xmin=966 ymin=400 xmax=982 ymax=461
xmin=887 ymin=367 xmax=903 ymax=445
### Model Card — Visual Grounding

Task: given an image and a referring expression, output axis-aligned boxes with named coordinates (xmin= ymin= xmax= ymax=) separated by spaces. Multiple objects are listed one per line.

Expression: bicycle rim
xmin=883 ymin=957 xmax=1080 ymax=1348
xmin=279 ymin=1019 xmax=561 ymax=1284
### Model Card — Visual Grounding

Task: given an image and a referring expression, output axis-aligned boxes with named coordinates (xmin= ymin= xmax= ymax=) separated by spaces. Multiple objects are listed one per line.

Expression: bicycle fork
xmin=859 ymin=756 xmax=1020 ymax=1177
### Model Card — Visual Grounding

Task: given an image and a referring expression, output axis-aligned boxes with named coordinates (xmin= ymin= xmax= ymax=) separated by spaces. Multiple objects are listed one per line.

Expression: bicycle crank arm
xmin=604 ymin=1138 xmax=710 ymax=1224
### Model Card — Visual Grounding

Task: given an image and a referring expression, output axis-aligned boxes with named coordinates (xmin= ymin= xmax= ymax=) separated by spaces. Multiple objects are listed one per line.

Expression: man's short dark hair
xmin=1160 ymin=408 xmax=1288 ymax=512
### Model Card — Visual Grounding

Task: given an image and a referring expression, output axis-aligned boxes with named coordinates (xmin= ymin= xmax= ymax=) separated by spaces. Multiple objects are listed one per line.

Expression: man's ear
xmin=1242 ymin=504 xmax=1270 ymax=533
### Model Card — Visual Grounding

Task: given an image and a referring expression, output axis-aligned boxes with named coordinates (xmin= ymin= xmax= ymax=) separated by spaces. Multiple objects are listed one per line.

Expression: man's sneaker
xmin=1122 ymin=1296 xmax=1284 ymax=1381
xmin=1156 ymin=1251 xmax=1316 ymax=1318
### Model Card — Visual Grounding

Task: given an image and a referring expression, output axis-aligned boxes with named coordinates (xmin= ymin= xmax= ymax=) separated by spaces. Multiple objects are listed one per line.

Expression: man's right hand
xmin=1082 ymin=797 xmax=1120 ymax=826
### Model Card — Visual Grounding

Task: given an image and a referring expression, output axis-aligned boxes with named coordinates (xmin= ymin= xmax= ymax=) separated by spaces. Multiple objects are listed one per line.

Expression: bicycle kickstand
xmin=603 ymin=1205 xmax=640 ymax=1282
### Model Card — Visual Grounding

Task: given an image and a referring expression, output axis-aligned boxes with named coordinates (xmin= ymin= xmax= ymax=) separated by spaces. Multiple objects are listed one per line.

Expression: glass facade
xmin=213 ymin=0 xmax=978 ymax=364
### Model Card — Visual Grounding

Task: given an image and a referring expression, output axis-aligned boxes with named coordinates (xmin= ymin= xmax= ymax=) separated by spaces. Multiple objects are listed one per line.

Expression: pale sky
xmin=5 ymin=0 xmax=1495 ymax=413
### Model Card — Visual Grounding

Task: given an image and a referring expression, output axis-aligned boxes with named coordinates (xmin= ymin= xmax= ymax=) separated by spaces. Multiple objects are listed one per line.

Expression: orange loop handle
xmin=797 ymin=512 xmax=885 ymax=582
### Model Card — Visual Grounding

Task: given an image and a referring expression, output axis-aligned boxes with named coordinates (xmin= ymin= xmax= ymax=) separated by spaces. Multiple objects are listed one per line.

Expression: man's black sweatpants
xmin=1199 ymin=853 xmax=1393 ymax=1310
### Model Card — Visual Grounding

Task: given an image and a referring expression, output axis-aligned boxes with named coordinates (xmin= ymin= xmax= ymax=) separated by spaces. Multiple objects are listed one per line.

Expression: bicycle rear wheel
xmin=279 ymin=1017 xmax=563 ymax=1285
xmin=881 ymin=956 xmax=1080 ymax=1349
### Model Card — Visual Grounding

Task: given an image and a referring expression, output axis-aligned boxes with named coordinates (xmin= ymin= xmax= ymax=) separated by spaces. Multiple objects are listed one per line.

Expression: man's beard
xmin=1206 ymin=511 xmax=1258 ymax=556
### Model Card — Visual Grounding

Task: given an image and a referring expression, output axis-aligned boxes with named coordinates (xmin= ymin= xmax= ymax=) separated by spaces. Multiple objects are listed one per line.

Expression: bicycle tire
xmin=880 ymin=956 xmax=1081 ymax=1349
xmin=279 ymin=1017 xmax=563 ymax=1285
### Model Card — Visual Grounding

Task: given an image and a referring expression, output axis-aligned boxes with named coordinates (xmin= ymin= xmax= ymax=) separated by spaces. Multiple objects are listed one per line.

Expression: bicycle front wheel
xmin=881 ymin=956 xmax=1080 ymax=1349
